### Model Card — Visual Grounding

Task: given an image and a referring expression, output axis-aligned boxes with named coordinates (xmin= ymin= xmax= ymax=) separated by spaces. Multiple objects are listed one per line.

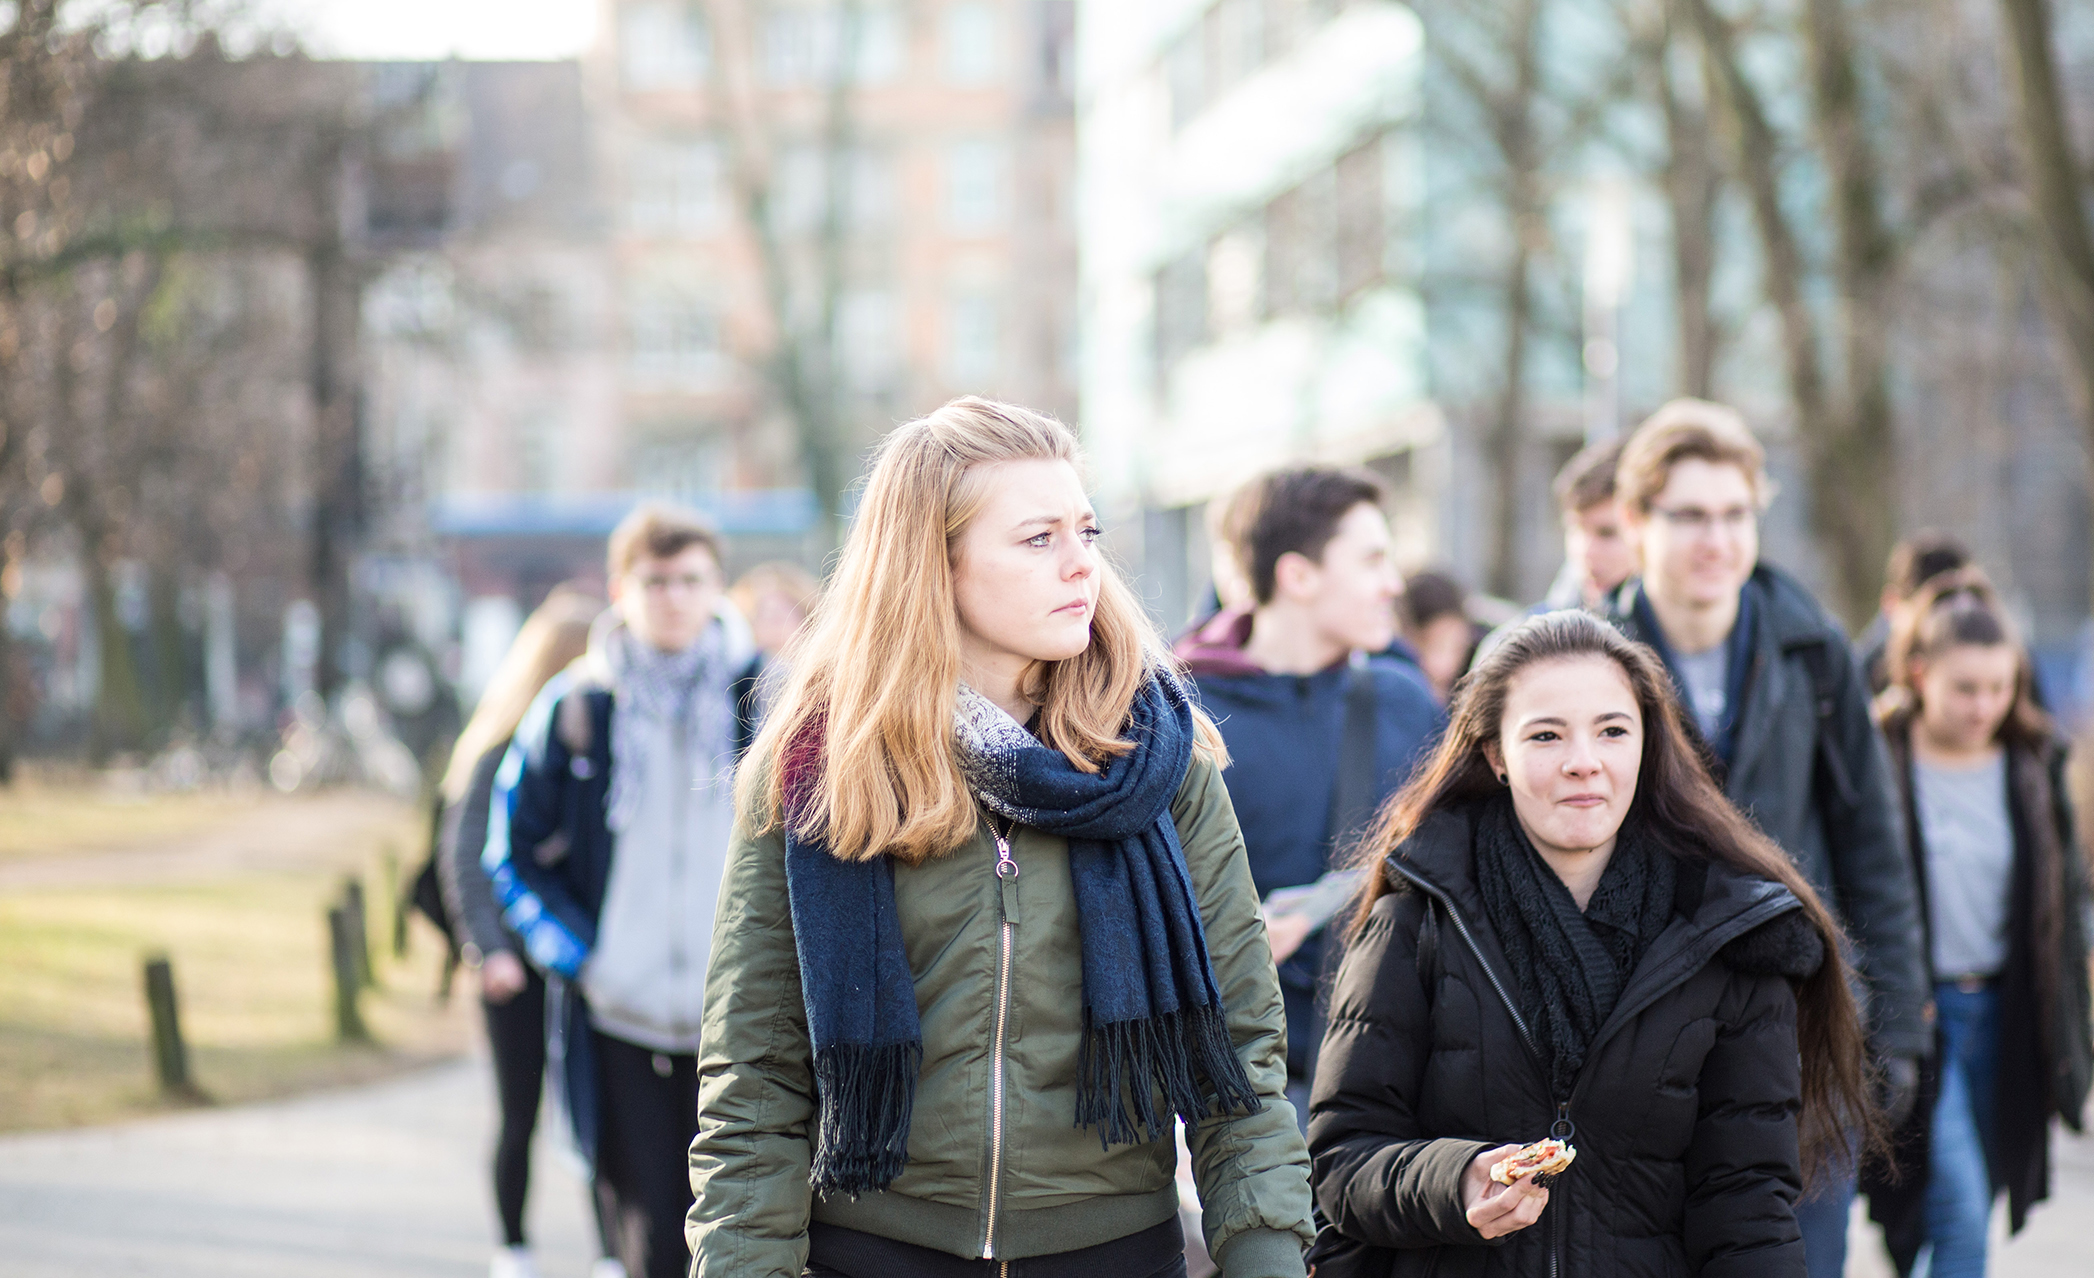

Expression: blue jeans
xmin=1796 ymin=1153 xmax=1858 ymax=1278
xmin=1924 ymin=981 xmax=2001 ymax=1278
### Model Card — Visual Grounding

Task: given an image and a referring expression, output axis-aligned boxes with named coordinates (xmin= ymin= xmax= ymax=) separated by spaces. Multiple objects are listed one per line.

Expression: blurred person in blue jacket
xmin=483 ymin=504 xmax=764 ymax=1278
xmin=1175 ymin=467 xmax=1444 ymax=1121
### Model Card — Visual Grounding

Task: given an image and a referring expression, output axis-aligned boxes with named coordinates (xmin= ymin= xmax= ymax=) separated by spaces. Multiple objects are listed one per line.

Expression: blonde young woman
xmin=688 ymin=399 xmax=1314 ymax=1277
xmin=433 ymin=588 xmax=611 ymax=1278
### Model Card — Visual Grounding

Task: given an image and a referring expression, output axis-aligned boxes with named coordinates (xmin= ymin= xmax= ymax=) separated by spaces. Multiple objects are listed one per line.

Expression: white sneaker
xmin=587 ymin=1261 xmax=628 ymax=1278
xmin=490 ymin=1247 xmax=540 ymax=1278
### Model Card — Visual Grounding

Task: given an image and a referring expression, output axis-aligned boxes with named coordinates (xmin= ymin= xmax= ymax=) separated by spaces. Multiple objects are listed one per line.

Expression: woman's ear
xmin=1480 ymin=741 xmax=1504 ymax=778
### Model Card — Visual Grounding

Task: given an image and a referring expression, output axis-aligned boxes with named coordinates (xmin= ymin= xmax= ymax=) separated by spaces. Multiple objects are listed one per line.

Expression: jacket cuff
xmin=1213 ymin=1227 xmax=1307 ymax=1278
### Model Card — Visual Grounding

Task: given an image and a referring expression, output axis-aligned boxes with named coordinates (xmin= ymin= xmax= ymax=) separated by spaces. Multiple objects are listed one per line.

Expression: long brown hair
xmin=439 ymin=591 xmax=600 ymax=802
xmin=1881 ymin=566 xmax=2051 ymax=749
xmin=739 ymin=397 xmax=1222 ymax=865
xmin=1349 ymin=610 xmax=1879 ymax=1180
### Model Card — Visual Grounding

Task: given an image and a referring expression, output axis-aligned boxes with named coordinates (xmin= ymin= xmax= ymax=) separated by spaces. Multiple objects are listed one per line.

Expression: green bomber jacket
xmin=685 ymin=750 xmax=1314 ymax=1276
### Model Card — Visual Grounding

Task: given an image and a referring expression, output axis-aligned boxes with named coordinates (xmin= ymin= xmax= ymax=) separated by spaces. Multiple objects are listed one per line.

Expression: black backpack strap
xmin=1796 ymin=639 xmax=1861 ymax=817
xmin=1327 ymin=659 xmax=1380 ymax=863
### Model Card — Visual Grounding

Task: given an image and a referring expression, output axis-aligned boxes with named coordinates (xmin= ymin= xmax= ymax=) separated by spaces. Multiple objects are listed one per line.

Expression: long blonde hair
xmin=439 ymin=590 xmax=601 ymax=801
xmin=740 ymin=397 xmax=1218 ymax=864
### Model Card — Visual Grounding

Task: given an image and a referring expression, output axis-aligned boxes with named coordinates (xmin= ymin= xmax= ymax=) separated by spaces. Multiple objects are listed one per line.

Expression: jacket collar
xmin=1382 ymin=799 xmax=1800 ymax=1051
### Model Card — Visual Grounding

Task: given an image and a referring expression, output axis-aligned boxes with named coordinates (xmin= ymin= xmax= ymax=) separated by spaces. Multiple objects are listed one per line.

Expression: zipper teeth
xmin=984 ymin=918 xmax=1013 ymax=1257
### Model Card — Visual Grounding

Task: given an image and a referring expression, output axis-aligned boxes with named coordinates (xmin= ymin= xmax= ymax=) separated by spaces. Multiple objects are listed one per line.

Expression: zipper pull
xmin=1551 ymin=1101 xmax=1575 ymax=1143
xmin=993 ymin=826 xmax=1020 ymax=924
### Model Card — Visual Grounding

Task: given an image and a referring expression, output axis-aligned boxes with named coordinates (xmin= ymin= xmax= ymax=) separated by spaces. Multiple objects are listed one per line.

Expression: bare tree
xmin=702 ymin=0 xmax=863 ymax=552
xmin=1994 ymin=0 xmax=2094 ymax=599
xmin=1676 ymin=0 xmax=1902 ymax=625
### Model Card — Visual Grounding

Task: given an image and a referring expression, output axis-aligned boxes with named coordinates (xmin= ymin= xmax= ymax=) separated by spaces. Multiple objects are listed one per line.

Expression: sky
xmin=259 ymin=0 xmax=597 ymax=61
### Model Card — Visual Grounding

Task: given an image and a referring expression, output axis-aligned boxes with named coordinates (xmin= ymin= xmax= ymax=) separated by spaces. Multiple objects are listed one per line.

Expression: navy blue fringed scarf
xmin=781 ymin=672 xmax=1261 ymax=1197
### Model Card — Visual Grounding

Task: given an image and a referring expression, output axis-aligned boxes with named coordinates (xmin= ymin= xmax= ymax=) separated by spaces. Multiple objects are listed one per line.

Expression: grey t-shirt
xmin=1673 ymin=645 xmax=1730 ymax=742
xmin=1913 ymin=752 xmax=2014 ymax=978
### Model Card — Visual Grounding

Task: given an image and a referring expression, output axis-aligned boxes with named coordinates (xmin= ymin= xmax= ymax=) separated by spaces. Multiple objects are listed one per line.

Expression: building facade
xmin=1077 ymin=0 xmax=1444 ymax=631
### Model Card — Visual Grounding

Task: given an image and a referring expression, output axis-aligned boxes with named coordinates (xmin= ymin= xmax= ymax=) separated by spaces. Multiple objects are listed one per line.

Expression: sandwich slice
xmin=1488 ymin=1138 xmax=1577 ymax=1186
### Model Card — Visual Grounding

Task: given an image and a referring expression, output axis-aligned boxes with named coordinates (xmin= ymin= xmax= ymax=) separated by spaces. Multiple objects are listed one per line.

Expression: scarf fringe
xmin=809 ymin=1040 xmax=923 ymax=1197
xmin=1076 ymin=1004 xmax=1263 ymax=1148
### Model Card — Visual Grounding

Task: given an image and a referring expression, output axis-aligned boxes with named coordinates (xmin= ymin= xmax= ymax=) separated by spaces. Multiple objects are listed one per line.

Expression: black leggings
xmin=481 ymin=965 xmax=548 ymax=1248
xmin=593 ymin=1031 xmax=700 ymax=1278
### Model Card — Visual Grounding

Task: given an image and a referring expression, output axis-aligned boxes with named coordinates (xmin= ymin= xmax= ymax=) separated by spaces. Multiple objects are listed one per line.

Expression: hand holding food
xmin=1489 ymin=1137 xmax=1577 ymax=1186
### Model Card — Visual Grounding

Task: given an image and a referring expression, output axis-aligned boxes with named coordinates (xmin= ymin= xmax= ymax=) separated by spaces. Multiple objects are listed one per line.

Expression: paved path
xmin=1846 ymin=1107 xmax=2094 ymax=1277
xmin=0 ymin=791 xmax=414 ymax=893
xmin=1 ymin=1047 xmax=2088 ymax=1276
xmin=0 ymin=1059 xmax=600 ymax=1277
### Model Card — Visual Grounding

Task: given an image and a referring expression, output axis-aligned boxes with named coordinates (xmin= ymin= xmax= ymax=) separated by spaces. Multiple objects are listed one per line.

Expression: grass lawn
xmin=0 ymin=777 xmax=261 ymax=861
xmin=0 ymin=823 xmax=471 ymax=1132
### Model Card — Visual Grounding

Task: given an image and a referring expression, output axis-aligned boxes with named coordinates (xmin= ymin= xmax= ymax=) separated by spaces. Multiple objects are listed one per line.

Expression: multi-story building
xmin=1077 ymin=0 xmax=1442 ymax=630
xmin=597 ymin=0 xmax=1080 ymax=506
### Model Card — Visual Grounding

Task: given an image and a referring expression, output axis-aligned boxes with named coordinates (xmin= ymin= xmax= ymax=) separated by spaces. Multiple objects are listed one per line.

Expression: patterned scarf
xmin=781 ymin=672 xmax=1261 ymax=1197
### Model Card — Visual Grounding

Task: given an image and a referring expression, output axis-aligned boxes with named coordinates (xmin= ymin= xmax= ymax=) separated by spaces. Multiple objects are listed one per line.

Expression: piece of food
xmin=1488 ymin=1138 xmax=1577 ymax=1185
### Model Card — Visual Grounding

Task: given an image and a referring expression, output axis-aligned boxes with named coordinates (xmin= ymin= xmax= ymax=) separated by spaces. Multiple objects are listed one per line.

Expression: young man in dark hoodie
xmin=1599 ymin=400 xmax=1930 ymax=1278
xmin=1175 ymin=466 xmax=1444 ymax=1121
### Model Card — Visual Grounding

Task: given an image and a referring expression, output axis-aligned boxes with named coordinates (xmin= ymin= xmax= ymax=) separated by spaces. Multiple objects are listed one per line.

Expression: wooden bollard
xmin=383 ymin=845 xmax=407 ymax=958
xmin=141 ymin=954 xmax=196 ymax=1097
xmin=341 ymin=876 xmax=374 ymax=989
xmin=327 ymin=906 xmax=370 ymax=1041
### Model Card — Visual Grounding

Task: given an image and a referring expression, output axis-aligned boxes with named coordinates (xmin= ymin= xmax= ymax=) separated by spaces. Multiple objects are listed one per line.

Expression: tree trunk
xmin=83 ymin=540 xmax=148 ymax=756
xmin=1682 ymin=0 xmax=1859 ymax=620
xmin=1484 ymin=0 xmax=1544 ymax=600
xmin=1655 ymin=4 xmax=1720 ymax=398
xmin=1800 ymin=0 xmax=1899 ymax=628
xmin=306 ymin=235 xmax=360 ymax=701
xmin=1995 ymin=0 xmax=2094 ymax=606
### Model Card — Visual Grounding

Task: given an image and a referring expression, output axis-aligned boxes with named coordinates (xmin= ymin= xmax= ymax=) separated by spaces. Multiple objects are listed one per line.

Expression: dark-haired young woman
xmin=1862 ymin=572 xmax=2091 ymax=1277
xmin=1308 ymin=610 xmax=1879 ymax=1276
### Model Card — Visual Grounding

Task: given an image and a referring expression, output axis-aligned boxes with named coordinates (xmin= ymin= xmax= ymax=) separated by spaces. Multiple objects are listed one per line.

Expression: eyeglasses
xmin=1649 ymin=505 xmax=1756 ymax=536
xmin=636 ymin=571 xmax=719 ymax=594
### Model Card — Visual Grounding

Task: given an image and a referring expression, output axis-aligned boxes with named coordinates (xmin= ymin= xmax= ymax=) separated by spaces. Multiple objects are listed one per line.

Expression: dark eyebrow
xmin=1518 ymin=716 xmax=1568 ymax=729
xmin=1595 ymin=711 xmax=1635 ymax=724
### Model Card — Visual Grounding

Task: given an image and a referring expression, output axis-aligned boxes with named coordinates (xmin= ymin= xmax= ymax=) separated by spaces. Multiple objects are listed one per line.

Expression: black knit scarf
xmin=1473 ymin=794 xmax=1678 ymax=1099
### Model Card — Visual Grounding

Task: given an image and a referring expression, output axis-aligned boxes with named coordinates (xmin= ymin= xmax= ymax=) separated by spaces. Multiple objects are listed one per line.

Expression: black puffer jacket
xmin=1310 ymin=804 xmax=1823 ymax=1277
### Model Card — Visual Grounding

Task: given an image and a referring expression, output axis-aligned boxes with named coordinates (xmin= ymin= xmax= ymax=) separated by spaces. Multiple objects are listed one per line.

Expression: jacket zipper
xmin=1389 ymin=863 xmax=1568 ymax=1276
xmin=981 ymin=819 xmax=1020 ymax=1260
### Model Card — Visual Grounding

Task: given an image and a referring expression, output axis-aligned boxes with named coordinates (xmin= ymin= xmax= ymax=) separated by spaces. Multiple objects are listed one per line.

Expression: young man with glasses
xmin=1601 ymin=400 xmax=1929 ymax=1278
xmin=484 ymin=504 xmax=764 ymax=1278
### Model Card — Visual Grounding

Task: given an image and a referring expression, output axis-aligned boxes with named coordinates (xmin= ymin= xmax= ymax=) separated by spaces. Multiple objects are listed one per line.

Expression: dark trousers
xmin=804 ymin=1217 xmax=1186 ymax=1278
xmin=482 ymin=965 xmax=548 ymax=1248
xmin=593 ymin=1030 xmax=700 ymax=1278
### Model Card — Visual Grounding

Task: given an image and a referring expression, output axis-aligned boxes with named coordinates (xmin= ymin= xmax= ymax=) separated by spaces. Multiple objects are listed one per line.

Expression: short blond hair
xmin=1616 ymin=398 xmax=1774 ymax=513
xmin=606 ymin=503 xmax=722 ymax=581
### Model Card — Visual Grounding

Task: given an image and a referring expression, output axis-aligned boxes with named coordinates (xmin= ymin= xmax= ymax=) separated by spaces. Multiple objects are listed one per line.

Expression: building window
xmin=626 ymin=140 xmax=725 ymax=235
xmin=627 ymin=288 xmax=725 ymax=385
xmin=1154 ymin=248 xmax=1207 ymax=374
xmin=947 ymin=293 xmax=999 ymax=384
xmin=516 ymin=413 xmax=561 ymax=492
xmin=942 ymin=2 xmax=998 ymax=84
xmin=1335 ymin=140 xmax=1384 ymax=298
xmin=763 ymin=5 xmax=904 ymax=86
xmin=621 ymin=2 xmax=710 ymax=90
xmin=945 ymin=141 xmax=1005 ymax=232
xmin=836 ymin=289 xmax=899 ymax=390
xmin=629 ymin=432 xmax=724 ymax=497
xmin=774 ymin=144 xmax=893 ymax=233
